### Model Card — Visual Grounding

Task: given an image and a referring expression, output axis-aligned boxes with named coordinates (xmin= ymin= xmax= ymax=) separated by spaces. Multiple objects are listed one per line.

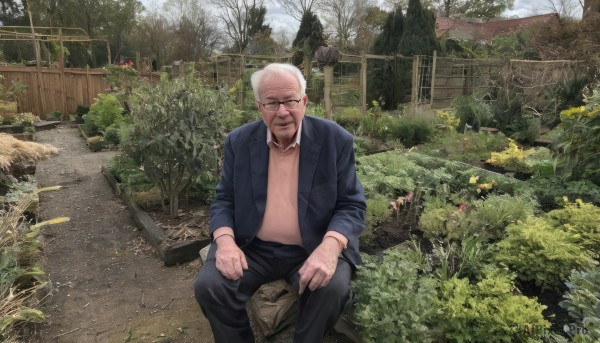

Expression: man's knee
xmin=194 ymin=266 xmax=224 ymax=306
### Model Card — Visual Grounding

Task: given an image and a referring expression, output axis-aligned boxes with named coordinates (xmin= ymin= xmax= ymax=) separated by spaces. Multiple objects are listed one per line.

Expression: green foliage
xmin=559 ymin=267 xmax=600 ymax=342
xmin=487 ymin=140 xmax=552 ymax=175
xmin=361 ymin=196 xmax=392 ymax=248
xmin=102 ymin=126 xmax=120 ymax=146
xmin=0 ymin=76 xmax=27 ymax=103
xmin=357 ymin=152 xmax=423 ymax=198
xmin=108 ymin=154 xmax=152 ymax=193
xmin=495 ymin=216 xmax=597 ymax=290
xmin=465 ymin=194 xmax=537 ymax=242
xmin=333 ymin=107 xmax=362 ymax=133
xmin=10 ymin=112 xmax=39 ymax=127
xmin=75 ymin=105 xmax=89 ymax=118
xmin=546 ymin=199 xmax=600 ymax=256
xmin=50 ymin=111 xmax=62 ymax=120
xmin=292 ymin=10 xmax=325 ymax=65
xmin=398 ymin=0 xmax=440 ymax=56
xmin=84 ymin=93 xmax=124 ymax=134
xmin=419 ymin=195 xmax=460 ymax=239
xmin=529 ymin=177 xmax=600 ymax=211
xmin=122 ymin=75 xmax=227 ymax=217
xmin=433 ymin=274 xmax=550 ymax=343
xmin=453 ymin=95 xmax=493 ymax=131
xmin=372 ymin=6 xmax=403 ymax=55
xmin=509 ymin=111 xmax=541 ymax=145
xmin=353 ymin=249 xmax=439 ymax=343
xmin=395 ymin=115 xmax=436 ymax=147
xmin=490 ymin=31 xmax=539 ymax=60
xmin=553 ymin=88 xmax=600 ymax=185
xmin=417 ymin=130 xmax=509 ymax=165
xmin=103 ymin=64 xmax=141 ymax=98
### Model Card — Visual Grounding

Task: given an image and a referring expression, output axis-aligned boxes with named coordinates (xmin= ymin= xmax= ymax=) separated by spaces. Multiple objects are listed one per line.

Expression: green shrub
xmin=553 ymin=89 xmax=600 ymax=185
xmin=84 ymin=93 xmax=124 ymax=132
xmin=10 ymin=112 xmax=39 ymax=127
xmin=418 ymin=195 xmax=460 ymax=239
xmin=495 ymin=216 xmax=597 ymax=290
xmin=546 ymin=199 xmax=600 ymax=256
xmin=424 ymin=130 xmax=511 ymax=165
xmin=453 ymin=95 xmax=493 ymax=131
xmin=509 ymin=111 xmax=541 ymax=145
xmin=486 ymin=140 xmax=537 ymax=173
xmin=433 ymin=274 xmax=550 ymax=342
xmin=357 ymin=152 xmax=423 ymax=198
xmin=465 ymin=194 xmax=537 ymax=242
xmin=529 ymin=177 xmax=600 ymax=210
xmin=50 ymin=110 xmax=62 ymax=120
xmin=103 ymin=126 xmax=120 ymax=146
xmin=353 ymin=249 xmax=439 ymax=343
xmin=333 ymin=107 xmax=362 ymax=133
xmin=108 ymin=154 xmax=152 ymax=192
xmin=559 ymin=267 xmax=600 ymax=342
xmin=394 ymin=116 xmax=436 ymax=147
xmin=75 ymin=104 xmax=90 ymax=118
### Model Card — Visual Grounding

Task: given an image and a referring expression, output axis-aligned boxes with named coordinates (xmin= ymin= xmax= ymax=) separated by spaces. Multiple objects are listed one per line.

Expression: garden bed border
xmin=101 ymin=165 xmax=210 ymax=266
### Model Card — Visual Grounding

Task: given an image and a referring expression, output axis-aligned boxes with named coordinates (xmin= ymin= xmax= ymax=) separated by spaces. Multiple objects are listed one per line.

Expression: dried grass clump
xmin=1 ymin=195 xmax=46 ymax=339
xmin=0 ymin=134 xmax=58 ymax=171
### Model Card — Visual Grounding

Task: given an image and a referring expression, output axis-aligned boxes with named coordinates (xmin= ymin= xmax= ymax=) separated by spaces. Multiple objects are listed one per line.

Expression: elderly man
xmin=194 ymin=63 xmax=366 ymax=342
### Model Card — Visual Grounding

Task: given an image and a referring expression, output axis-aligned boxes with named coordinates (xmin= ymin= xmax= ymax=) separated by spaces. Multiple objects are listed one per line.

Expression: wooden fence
xmin=2 ymin=54 xmax=584 ymax=118
xmin=0 ymin=66 xmax=108 ymax=118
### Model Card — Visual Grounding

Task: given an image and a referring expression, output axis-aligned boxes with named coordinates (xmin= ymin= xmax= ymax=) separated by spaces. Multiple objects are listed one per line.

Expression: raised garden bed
xmin=77 ymin=124 xmax=111 ymax=152
xmin=101 ymin=165 xmax=210 ymax=266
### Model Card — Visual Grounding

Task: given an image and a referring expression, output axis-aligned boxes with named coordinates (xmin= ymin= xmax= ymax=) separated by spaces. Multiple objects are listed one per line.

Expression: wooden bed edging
xmin=101 ymin=165 xmax=210 ymax=266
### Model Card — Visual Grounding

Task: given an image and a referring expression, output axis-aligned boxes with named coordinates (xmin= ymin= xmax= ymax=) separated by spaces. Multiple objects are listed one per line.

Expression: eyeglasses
xmin=258 ymin=99 xmax=301 ymax=111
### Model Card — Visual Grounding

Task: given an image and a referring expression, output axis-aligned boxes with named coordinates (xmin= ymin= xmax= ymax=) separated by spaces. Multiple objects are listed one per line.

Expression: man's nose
xmin=276 ymin=103 xmax=290 ymax=114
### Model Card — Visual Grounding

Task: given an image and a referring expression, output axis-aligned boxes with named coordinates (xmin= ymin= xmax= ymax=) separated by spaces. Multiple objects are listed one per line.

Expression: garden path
xmin=27 ymin=123 xmax=212 ymax=343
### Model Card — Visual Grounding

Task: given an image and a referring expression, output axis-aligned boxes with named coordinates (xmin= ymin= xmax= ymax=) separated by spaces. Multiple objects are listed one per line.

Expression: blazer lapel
xmin=249 ymin=125 xmax=269 ymax=218
xmin=298 ymin=117 xmax=322 ymax=225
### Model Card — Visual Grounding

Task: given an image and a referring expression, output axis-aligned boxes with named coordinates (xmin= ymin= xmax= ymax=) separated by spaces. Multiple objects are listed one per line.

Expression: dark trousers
xmin=194 ymin=239 xmax=352 ymax=343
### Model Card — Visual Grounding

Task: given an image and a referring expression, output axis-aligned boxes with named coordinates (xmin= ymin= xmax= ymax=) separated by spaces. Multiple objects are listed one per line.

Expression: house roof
xmin=435 ymin=13 xmax=559 ymax=41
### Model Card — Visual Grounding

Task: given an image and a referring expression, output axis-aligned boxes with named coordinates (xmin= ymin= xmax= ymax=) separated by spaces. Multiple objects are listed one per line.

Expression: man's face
xmin=257 ymin=72 xmax=307 ymax=147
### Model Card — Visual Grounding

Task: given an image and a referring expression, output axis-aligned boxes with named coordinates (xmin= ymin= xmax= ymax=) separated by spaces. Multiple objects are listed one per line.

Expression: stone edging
xmin=101 ymin=165 xmax=210 ymax=266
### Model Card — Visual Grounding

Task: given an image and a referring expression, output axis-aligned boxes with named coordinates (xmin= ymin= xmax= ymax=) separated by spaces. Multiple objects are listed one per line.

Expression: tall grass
xmin=0 ymin=194 xmax=55 ymax=341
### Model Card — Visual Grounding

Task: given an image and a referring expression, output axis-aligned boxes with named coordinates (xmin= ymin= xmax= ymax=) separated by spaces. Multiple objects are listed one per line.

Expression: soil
xmin=24 ymin=123 xmax=213 ymax=343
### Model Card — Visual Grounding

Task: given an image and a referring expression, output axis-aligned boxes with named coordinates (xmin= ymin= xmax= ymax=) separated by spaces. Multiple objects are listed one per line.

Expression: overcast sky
xmin=141 ymin=0 xmax=582 ymax=43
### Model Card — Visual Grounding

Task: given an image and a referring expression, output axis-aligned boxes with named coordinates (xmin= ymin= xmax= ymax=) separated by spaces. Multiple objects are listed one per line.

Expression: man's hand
xmin=214 ymin=235 xmax=248 ymax=280
xmin=298 ymin=237 xmax=342 ymax=294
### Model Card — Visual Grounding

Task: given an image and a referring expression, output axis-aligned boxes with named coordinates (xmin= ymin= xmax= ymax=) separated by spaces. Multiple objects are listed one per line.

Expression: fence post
xmin=59 ymin=28 xmax=68 ymax=118
xmin=360 ymin=53 xmax=367 ymax=115
xmin=430 ymin=50 xmax=437 ymax=108
xmin=411 ymin=55 xmax=420 ymax=106
xmin=323 ymin=65 xmax=333 ymax=119
xmin=240 ymin=54 xmax=245 ymax=107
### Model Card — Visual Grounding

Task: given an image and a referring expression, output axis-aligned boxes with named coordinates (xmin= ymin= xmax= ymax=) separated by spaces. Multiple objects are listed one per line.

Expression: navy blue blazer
xmin=210 ymin=115 xmax=366 ymax=268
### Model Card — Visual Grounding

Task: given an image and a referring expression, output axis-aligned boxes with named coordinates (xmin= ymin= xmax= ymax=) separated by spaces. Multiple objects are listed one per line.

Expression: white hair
xmin=250 ymin=63 xmax=307 ymax=102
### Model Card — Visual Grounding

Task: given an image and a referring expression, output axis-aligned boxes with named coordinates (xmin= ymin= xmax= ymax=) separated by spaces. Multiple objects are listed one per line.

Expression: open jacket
xmin=209 ymin=115 xmax=366 ymax=268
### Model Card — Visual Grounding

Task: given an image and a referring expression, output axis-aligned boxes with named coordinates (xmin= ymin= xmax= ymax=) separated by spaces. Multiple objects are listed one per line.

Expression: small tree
xmin=122 ymin=75 xmax=228 ymax=218
xmin=369 ymin=6 xmax=404 ymax=109
xmin=398 ymin=0 xmax=440 ymax=56
xmin=292 ymin=10 xmax=326 ymax=67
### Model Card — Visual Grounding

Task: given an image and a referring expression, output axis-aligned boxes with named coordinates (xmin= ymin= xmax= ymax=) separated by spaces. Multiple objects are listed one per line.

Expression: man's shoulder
xmin=227 ymin=120 xmax=264 ymax=143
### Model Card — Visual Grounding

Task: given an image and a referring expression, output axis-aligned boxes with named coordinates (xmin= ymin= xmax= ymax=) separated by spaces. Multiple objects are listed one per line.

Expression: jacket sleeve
xmin=327 ymin=134 xmax=366 ymax=246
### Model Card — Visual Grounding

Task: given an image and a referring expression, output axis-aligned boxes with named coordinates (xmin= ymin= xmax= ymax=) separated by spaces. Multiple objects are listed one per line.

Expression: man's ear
xmin=255 ymin=101 xmax=260 ymax=110
xmin=302 ymin=94 xmax=309 ymax=105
